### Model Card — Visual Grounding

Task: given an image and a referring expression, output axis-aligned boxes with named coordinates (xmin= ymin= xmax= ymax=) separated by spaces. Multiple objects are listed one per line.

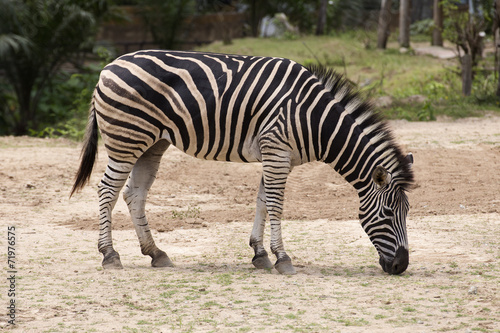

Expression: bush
xmin=28 ymin=48 xmax=111 ymax=140
xmin=0 ymin=0 xmax=111 ymax=136
xmin=410 ymin=19 xmax=434 ymax=37
xmin=29 ymin=67 xmax=100 ymax=140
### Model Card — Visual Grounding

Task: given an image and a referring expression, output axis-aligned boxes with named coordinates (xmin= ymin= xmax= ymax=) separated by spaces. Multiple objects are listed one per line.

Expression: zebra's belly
xmin=161 ymin=130 xmax=262 ymax=163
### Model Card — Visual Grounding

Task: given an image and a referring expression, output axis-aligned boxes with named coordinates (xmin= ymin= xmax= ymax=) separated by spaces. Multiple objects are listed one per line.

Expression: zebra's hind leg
xmin=261 ymin=148 xmax=296 ymax=275
xmin=123 ymin=140 xmax=173 ymax=268
xmin=249 ymin=177 xmax=274 ymax=270
xmin=98 ymin=161 xmax=134 ymax=269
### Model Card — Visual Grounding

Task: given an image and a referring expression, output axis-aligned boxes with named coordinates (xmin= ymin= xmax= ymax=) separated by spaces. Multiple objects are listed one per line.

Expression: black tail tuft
xmin=70 ymin=102 xmax=99 ymax=197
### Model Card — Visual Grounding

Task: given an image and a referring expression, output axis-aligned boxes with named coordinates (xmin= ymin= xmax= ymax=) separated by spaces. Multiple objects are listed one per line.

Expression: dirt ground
xmin=0 ymin=115 xmax=499 ymax=332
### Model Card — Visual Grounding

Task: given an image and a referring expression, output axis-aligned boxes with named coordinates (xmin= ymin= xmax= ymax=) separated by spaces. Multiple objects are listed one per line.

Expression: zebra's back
xmin=95 ymin=50 xmax=310 ymax=164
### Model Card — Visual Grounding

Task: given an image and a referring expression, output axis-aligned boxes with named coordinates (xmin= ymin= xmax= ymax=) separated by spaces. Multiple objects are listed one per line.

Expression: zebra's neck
xmin=304 ymin=69 xmax=410 ymax=195
xmin=321 ymin=111 xmax=391 ymax=191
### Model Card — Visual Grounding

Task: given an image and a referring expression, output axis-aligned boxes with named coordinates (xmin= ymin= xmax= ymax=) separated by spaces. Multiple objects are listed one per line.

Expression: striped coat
xmin=72 ymin=50 xmax=413 ymax=275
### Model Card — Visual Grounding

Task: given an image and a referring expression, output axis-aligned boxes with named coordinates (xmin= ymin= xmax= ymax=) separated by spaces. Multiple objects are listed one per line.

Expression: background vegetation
xmin=200 ymin=33 xmax=499 ymax=121
xmin=0 ymin=0 xmax=498 ymax=139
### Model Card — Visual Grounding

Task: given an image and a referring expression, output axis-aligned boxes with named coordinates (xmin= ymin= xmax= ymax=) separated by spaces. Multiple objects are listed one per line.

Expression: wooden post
xmin=399 ymin=0 xmax=410 ymax=48
xmin=462 ymin=54 xmax=472 ymax=96
xmin=377 ymin=0 xmax=393 ymax=49
xmin=432 ymin=0 xmax=444 ymax=46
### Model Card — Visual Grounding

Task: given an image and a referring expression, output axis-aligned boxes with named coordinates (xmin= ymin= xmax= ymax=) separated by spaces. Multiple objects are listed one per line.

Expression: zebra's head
xmin=359 ymin=153 xmax=413 ymax=275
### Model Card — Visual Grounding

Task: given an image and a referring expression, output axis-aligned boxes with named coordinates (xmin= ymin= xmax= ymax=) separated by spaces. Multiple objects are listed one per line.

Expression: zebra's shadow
xmin=117 ymin=261 xmax=390 ymax=278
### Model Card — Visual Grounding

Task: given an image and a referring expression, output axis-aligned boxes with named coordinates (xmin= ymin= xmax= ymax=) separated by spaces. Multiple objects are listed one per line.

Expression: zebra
xmin=71 ymin=50 xmax=414 ymax=275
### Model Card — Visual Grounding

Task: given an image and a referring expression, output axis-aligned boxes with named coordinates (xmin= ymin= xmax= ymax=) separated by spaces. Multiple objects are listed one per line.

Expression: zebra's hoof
xmin=252 ymin=254 xmax=274 ymax=269
xmin=102 ymin=252 xmax=123 ymax=270
xmin=275 ymin=258 xmax=296 ymax=275
xmin=151 ymin=250 xmax=174 ymax=267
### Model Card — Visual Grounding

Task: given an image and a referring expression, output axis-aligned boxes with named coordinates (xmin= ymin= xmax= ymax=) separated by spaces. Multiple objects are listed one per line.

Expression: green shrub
xmin=29 ymin=48 xmax=111 ymax=140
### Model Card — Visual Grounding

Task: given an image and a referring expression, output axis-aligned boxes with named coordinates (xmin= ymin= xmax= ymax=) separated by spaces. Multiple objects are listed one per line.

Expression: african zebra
xmin=71 ymin=50 xmax=414 ymax=275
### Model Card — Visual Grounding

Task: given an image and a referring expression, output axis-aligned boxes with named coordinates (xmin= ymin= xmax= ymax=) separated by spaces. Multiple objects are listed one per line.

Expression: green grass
xmin=171 ymin=205 xmax=201 ymax=219
xmin=199 ymin=34 xmax=444 ymax=95
xmin=198 ymin=33 xmax=500 ymax=120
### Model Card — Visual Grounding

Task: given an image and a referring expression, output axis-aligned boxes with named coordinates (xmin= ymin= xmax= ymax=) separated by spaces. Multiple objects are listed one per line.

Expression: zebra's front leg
xmin=261 ymin=150 xmax=296 ymax=275
xmin=249 ymin=177 xmax=273 ymax=270
xmin=123 ymin=140 xmax=173 ymax=268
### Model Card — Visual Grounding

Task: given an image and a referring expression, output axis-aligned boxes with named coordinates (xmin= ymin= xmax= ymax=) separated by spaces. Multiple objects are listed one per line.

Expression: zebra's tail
xmin=70 ymin=99 xmax=99 ymax=198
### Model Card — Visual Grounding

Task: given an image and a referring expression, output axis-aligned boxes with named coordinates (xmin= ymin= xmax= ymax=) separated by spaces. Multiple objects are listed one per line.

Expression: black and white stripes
xmin=72 ymin=50 xmax=414 ymax=274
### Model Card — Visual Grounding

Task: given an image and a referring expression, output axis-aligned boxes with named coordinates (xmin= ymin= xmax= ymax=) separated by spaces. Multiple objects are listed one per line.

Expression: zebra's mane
xmin=306 ymin=64 xmax=414 ymax=191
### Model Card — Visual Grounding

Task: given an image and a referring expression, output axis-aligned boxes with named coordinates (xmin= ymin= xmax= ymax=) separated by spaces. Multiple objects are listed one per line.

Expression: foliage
xmin=199 ymin=34 xmax=499 ymax=121
xmin=241 ymin=0 xmax=380 ymax=36
xmin=0 ymin=0 xmax=111 ymax=135
xmin=241 ymin=0 xmax=316 ymax=36
xmin=437 ymin=0 xmax=496 ymax=97
xmin=273 ymin=0 xmax=317 ymax=34
xmin=441 ymin=0 xmax=492 ymax=69
xmin=29 ymin=48 xmax=111 ymax=140
xmin=136 ymin=0 xmax=196 ymax=50
xmin=387 ymin=68 xmax=499 ymax=121
xmin=327 ymin=0 xmax=379 ymax=33
xmin=410 ymin=18 xmax=434 ymax=37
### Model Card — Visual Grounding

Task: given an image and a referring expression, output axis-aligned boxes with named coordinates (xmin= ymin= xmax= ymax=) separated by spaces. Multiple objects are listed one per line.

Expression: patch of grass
xmin=160 ymin=290 xmax=178 ymax=298
xmin=337 ymin=316 xmax=370 ymax=326
xmin=171 ymin=205 xmax=201 ymax=219
xmin=403 ymin=306 xmax=417 ymax=312
xmin=202 ymin=300 xmax=223 ymax=309
xmin=200 ymin=36 xmax=444 ymax=97
xmin=198 ymin=35 xmax=500 ymax=121
xmin=214 ymin=273 xmax=233 ymax=286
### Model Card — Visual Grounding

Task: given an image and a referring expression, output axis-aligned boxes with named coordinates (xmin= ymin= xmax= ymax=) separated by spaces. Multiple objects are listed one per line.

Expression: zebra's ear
xmin=405 ymin=152 xmax=414 ymax=169
xmin=372 ymin=166 xmax=391 ymax=188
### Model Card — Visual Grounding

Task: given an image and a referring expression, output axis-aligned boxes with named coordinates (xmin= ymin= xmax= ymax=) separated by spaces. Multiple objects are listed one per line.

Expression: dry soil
xmin=0 ymin=115 xmax=499 ymax=332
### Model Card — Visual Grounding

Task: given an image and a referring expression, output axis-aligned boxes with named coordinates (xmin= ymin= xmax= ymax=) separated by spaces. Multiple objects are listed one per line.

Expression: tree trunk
xmin=399 ymin=0 xmax=410 ymax=48
xmin=462 ymin=54 xmax=472 ymax=96
xmin=15 ymin=90 xmax=31 ymax=135
xmin=496 ymin=0 xmax=500 ymax=97
xmin=377 ymin=0 xmax=393 ymax=49
xmin=432 ymin=0 xmax=443 ymax=46
xmin=316 ymin=0 xmax=328 ymax=36
xmin=497 ymin=28 xmax=500 ymax=97
xmin=250 ymin=0 xmax=258 ymax=37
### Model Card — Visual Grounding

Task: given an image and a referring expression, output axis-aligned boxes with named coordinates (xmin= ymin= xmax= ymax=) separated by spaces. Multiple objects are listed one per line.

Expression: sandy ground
xmin=0 ymin=115 xmax=499 ymax=332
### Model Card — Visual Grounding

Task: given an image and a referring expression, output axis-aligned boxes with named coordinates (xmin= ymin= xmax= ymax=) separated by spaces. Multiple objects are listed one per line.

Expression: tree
xmin=432 ymin=0 xmax=444 ymax=46
xmin=399 ymin=0 xmax=410 ymax=48
xmin=377 ymin=0 xmax=393 ymax=49
xmin=244 ymin=0 xmax=275 ymax=37
xmin=442 ymin=0 xmax=492 ymax=96
xmin=137 ymin=0 xmax=195 ymax=50
xmin=495 ymin=0 xmax=500 ymax=97
xmin=316 ymin=0 xmax=328 ymax=35
xmin=0 ymin=0 xmax=110 ymax=135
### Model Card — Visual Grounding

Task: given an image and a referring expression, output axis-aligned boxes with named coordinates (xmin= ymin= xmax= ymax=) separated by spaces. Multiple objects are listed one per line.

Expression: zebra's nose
xmin=379 ymin=247 xmax=409 ymax=275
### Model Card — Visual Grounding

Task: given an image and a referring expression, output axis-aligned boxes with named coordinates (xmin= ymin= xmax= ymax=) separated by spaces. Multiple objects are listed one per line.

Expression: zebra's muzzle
xmin=379 ymin=247 xmax=409 ymax=275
